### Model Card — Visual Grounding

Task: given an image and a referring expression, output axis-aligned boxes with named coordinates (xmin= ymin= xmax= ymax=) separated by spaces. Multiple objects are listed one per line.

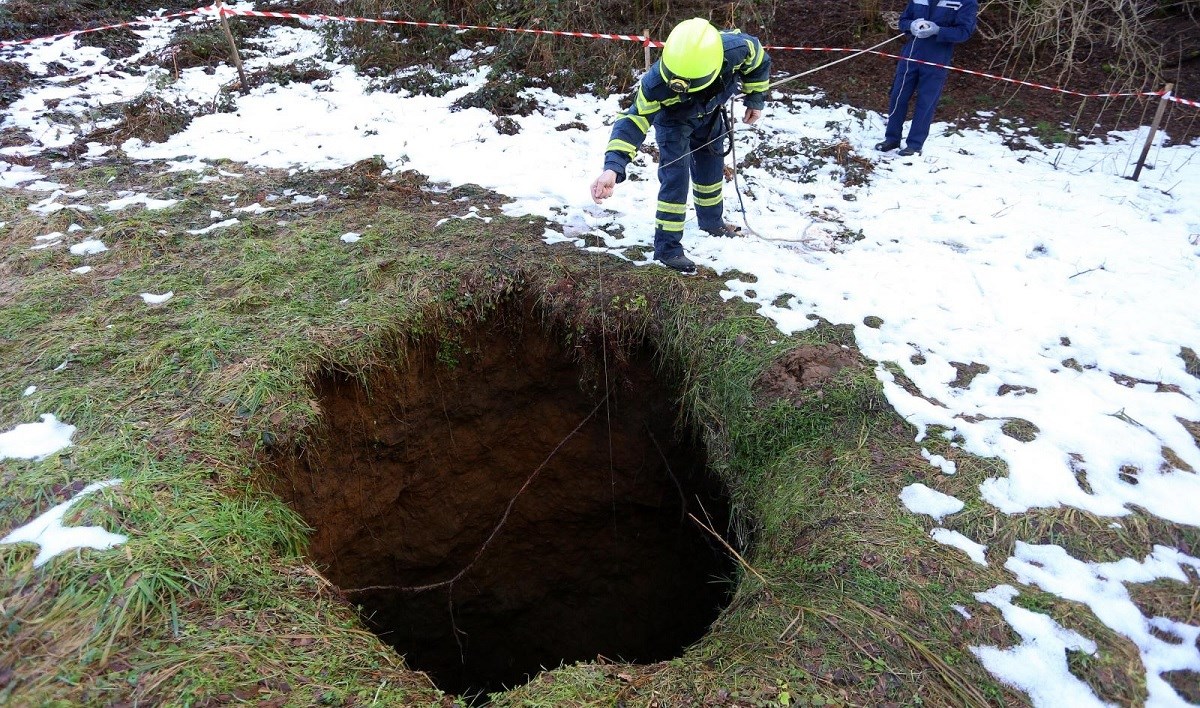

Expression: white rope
xmin=769 ymin=34 xmax=906 ymax=91
xmin=661 ymin=33 xmax=906 ymax=171
xmin=723 ymin=33 xmax=906 ymax=238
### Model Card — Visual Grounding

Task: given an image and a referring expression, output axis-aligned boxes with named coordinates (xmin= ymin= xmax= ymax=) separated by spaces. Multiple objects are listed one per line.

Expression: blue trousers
xmin=652 ymin=111 xmax=727 ymax=259
xmin=884 ymin=58 xmax=950 ymax=151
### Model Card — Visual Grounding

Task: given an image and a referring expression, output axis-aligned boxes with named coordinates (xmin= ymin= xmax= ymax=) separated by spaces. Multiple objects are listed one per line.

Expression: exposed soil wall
xmin=270 ymin=307 xmax=738 ymax=696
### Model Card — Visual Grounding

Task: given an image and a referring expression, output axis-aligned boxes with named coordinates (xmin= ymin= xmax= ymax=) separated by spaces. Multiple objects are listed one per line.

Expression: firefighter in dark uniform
xmin=590 ymin=18 xmax=771 ymax=274
xmin=876 ymin=0 xmax=978 ymax=156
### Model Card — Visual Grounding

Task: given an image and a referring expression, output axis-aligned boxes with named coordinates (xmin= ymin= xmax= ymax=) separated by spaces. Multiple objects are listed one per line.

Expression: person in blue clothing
xmin=590 ymin=18 xmax=771 ymax=274
xmin=876 ymin=0 xmax=978 ymax=156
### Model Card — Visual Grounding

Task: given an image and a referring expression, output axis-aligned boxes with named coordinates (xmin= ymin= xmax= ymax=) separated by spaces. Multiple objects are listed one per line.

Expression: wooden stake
xmin=1131 ymin=83 xmax=1173 ymax=181
xmin=643 ymin=28 xmax=651 ymax=71
xmin=215 ymin=0 xmax=249 ymax=94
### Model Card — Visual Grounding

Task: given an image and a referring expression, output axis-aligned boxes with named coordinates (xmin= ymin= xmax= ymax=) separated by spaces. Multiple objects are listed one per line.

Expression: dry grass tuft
xmin=88 ymin=95 xmax=192 ymax=145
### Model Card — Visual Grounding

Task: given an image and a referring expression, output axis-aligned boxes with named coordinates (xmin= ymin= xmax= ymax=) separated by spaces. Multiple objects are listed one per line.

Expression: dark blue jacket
xmin=603 ymin=31 xmax=770 ymax=178
xmin=898 ymin=0 xmax=978 ymax=65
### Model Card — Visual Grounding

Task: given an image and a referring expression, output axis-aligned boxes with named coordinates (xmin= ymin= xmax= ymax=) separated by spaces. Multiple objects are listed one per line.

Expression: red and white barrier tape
xmin=0 ymin=7 xmax=209 ymax=49
xmin=216 ymin=8 xmax=1199 ymax=107
xmin=1 ymin=4 xmax=1195 ymax=110
xmin=764 ymin=45 xmax=1166 ymax=100
xmin=219 ymin=7 xmax=647 ymax=44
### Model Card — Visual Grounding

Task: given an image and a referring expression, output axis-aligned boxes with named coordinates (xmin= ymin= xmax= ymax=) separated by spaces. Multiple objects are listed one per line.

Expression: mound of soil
xmin=756 ymin=343 xmax=865 ymax=406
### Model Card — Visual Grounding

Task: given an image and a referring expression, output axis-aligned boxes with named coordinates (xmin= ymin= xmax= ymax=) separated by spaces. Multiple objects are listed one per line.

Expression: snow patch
xmin=922 ymin=447 xmax=957 ymax=475
xmin=930 ymin=527 xmax=988 ymax=565
xmin=0 ymin=479 xmax=127 ymax=568
xmin=69 ymin=239 xmax=107 ymax=256
xmin=899 ymin=483 xmax=964 ymax=522
xmin=971 ymin=585 xmax=1106 ymax=708
xmin=139 ymin=291 xmax=174 ymax=305
xmin=0 ymin=414 xmax=75 ymax=460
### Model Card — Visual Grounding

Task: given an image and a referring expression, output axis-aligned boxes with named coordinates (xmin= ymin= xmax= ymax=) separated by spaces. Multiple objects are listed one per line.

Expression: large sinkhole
xmin=272 ymin=309 xmax=739 ymax=697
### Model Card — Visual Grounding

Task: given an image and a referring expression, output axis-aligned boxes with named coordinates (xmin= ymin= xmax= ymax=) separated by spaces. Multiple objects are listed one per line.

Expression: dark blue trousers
xmin=652 ymin=111 xmax=727 ymax=259
xmin=884 ymin=58 xmax=950 ymax=151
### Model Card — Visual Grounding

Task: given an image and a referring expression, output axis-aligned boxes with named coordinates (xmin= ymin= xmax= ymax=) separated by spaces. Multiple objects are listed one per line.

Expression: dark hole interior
xmin=272 ymin=308 xmax=739 ymax=698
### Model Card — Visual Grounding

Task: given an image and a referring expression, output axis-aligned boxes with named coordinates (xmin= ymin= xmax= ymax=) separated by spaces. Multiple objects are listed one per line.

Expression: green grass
xmin=0 ymin=147 xmax=1183 ymax=707
xmin=0 ymin=4 xmax=1194 ymax=701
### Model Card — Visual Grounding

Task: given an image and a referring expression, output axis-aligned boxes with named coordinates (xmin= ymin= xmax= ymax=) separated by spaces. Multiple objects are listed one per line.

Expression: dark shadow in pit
xmin=270 ymin=306 xmax=738 ymax=699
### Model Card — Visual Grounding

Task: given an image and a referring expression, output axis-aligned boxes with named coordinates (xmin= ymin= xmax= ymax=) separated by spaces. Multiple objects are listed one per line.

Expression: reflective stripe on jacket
xmin=603 ymin=30 xmax=771 ymax=178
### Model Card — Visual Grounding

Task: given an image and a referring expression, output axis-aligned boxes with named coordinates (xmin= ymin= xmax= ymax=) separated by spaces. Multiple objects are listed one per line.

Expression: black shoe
xmin=655 ymin=253 xmax=696 ymax=274
xmin=875 ymin=140 xmax=901 ymax=152
xmin=703 ymin=222 xmax=743 ymax=238
xmin=898 ymin=146 xmax=921 ymax=156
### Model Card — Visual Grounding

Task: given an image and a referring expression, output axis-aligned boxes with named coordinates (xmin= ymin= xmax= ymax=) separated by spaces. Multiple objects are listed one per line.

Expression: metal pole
xmin=215 ymin=0 xmax=249 ymax=94
xmin=725 ymin=100 xmax=757 ymax=237
xmin=1131 ymin=83 xmax=1173 ymax=181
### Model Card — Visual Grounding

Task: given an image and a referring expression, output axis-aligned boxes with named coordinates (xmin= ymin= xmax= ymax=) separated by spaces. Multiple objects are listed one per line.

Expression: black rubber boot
xmin=655 ymin=253 xmax=696 ymax=274
xmin=875 ymin=140 xmax=901 ymax=152
xmin=898 ymin=146 xmax=921 ymax=156
xmin=703 ymin=222 xmax=743 ymax=238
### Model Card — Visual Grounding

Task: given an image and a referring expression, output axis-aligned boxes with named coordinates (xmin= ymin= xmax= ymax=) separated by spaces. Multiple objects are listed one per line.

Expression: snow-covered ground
xmin=2 ymin=6 xmax=1198 ymax=705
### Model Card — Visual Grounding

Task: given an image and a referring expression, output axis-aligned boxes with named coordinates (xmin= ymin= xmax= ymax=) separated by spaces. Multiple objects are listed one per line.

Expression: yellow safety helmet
xmin=659 ymin=18 xmax=723 ymax=93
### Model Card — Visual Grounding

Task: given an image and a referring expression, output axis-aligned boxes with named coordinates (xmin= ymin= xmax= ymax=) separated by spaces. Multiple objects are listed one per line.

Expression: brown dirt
xmin=1163 ymin=670 xmax=1200 ymax=703
xmin=0 ymin=62 xmax=32 ymax=109
xmin=268 ymin=303 xmax=738 ymax=697
xmin=87 ymin=95 xmax=193 ymax=146
xmin=755 ymin=343 xmax=865 ymax=406
xmin=1182 ymin=347 xmax=1200 ymax=379
xmin=949 ymin=361 xmax=989 ymax=389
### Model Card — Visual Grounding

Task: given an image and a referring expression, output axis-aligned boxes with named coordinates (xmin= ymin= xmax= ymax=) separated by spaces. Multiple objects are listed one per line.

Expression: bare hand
xmin=743 ymin=108 xmax=762 ymax=125
xmin=591 ymin=169 xmax=618 ymax=203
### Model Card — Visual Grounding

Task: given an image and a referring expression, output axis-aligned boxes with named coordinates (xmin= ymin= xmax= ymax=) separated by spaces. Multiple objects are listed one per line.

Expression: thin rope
xmin=726 ymin=99 xmax=756 ymax=236
xmin=721 ymin=34 xmax=903 ymax=239
xmin=769 ymin=33 xmax=906 ymax=92
xmin=658 ymin=33 xmax=906 ymax=172
xmin=881 ymin=37 xmax=915 ymax=141
xmin=598 ymin=260 xmax=617 ymax=541
xmin=342 ymin=394 xmax=609 ymax=595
